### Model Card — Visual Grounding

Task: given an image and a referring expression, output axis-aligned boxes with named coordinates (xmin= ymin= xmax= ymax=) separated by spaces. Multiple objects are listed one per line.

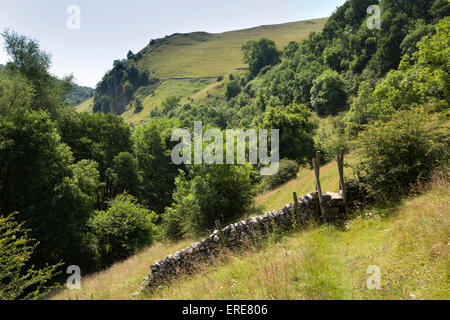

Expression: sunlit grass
xmin=75 ymin=19 xmax=327 ymax=124
xmin=49 ymin=155 xmax=449 ymax=300
xmin=137 ymin=19 xmax=327 ymax=79
xmin=75 ymin=97 xmax=94 ymax=113
xmin=49 ymin=239 xmax=196 ymax=300
xmin=251 ymin=153 xmax=357 ymax=216
xmin=143 ymin=176 xmax=449 ymax=300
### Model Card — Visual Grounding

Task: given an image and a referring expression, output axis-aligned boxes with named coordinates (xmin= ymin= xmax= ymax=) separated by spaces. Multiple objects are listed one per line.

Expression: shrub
xmin=127 ymin=50 xmax=134 ymax=60
xmin=89 ymin=194 xmax=156 ymax=266
xmin=162 ymin=165 xmax=254 ymax=240
xmin=0 ymin=213 xmax=61 ymax=300
xmin=241 ymin=38 xmax=280 ymax=77
xmin=354 ymin=108 xmax=449 ymax=201
xmin=258 ymin=159 xmax=299 ymax=193
xmin=134 ymin=96 xmax=144 ymax=113
xmin=261 ymin=103 xmax=316 ymax=164
xmin=315 ymin=116 xmax=348 ymax=162
xmin=225 ymin=79 xmax=241 ymax=100
xmin=310 ymin=69 xmax=348 ymax=116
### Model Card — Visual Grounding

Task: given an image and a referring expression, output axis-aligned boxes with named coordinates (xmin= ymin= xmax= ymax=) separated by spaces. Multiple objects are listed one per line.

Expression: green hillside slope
xmin=49 ymin=158 xmax=341 ymax=300
xmin=137 ymin=18 xmax=327 ymax=79
xmin=49 ymin=159 xmax=449 ymax=300
xmin=145 ymin=177 xmax=449 ymax=300
xmin=76 ymin=18 xmax=327 ymax=124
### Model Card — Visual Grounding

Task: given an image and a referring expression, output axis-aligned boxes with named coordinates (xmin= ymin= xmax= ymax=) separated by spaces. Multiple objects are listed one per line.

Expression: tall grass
xmin=49 ymin=240 xmax=196 ymax=300
xmin=49 ymin=163 xmax=449 ymax=300
xmin=142 ymin=174 xmax=449 ymax=300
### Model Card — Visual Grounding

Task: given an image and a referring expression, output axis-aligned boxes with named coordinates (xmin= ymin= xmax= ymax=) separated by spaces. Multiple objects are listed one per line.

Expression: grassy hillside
xmin=137 ymin=18 xmax=327 ymax=79
xmin=48 ymin=156 xmax=448 ymax=300
xmin=122 ymin=78 xmax=215 ymax=125
xmin=76 ymin=18 xmax=327 ymax=124
xmin=144 ymin=176 xmax=449 ymax=300
xmin=251 ymin=153 xmax=356 ymax=216
xmin=75 ymin=97 xmax=94 ymax=113
xmin=49 ymin=156 xmax=343 ymax=300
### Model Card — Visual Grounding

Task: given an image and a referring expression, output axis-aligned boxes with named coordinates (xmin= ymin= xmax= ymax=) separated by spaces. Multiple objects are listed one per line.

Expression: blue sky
xmin=0 ymin=0 xmax=346 ymax=87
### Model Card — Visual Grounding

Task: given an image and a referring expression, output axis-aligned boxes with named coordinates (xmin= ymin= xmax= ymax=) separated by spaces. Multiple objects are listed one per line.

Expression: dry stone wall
xmin=139 ymin=189 xmax=348 ymax=293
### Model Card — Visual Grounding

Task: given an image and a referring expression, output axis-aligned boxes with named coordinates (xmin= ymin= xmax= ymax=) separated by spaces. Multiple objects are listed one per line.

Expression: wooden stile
xmin=312 ymin=158 xmax=327 ymax=224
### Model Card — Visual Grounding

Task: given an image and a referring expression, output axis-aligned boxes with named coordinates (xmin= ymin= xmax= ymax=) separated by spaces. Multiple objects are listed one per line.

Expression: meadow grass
xmin=142 ymin=175 xmax=449 ymax=300
xmin=250 ymin=153 xmax=357 ymax=216
xmin=49 ymin=153 xmax=450 ymax=300
xmin=75 ymin=18 xmax=327 ymax=124
xmin=137 ymin=18 xmax=327 ymax=79
xmin=122 ymin=78 xmax=214 ymax=125
xmin=75 ymin=97 xmax=94 ymax=113
xmin=49 ymin=239 xmax=196 ymax=300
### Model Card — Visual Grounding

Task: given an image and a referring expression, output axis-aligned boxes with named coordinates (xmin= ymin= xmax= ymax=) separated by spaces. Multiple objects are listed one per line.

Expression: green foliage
xmin=134 ymin=96 xmax=144 ymax=113
xmin=1 ymin=29 xmax=51 ymax=88
xmin=89 ymin=194 xmax=156 ymax=266
xmin=256 ymin=0 xmax=442 ymax=118
xmin=258 ymin=159 xmax=299 ymax=193
xmin=242 ymin=38 xmax=280 ymax=77
xmin=162 ymin=165 xmax=254 ymax=240
xmin=93 ymin=59 xmax=151 ymax=114
xmin=314 ymin=116 xmax=348 ymax=163
xmin=257 ymin=46 xmax=326 ymax=110
xmin=343 ymin=76 xmax=384 ymax=136
xmin=0 ymin=214 xmax=61 ymax=300
xmin=0 ymin=72 xmax=35 ymax=116
xmin=71 ymin=159 xmax=102 ymax=203
xmin=0 ymin=109 xmax=96 ymax=268
xmin=345 ymin=17 xmax=450 ymax=136
xmin=430 ymin=0 xmax=450 ymax=20
xmin=355 ymin=108 xmax=449 ymax=201
xmin=261 ymin=103 xmax=316 ymax=164
xmin=133 ymin=119 xmax=179 ymax=213
xmin=109 ymin=152 xmax=140 ymax=198
xmin=57 ymin=109 xmax=133 ymax=207
xmin=64 ymin=85 xmax=94 ymax=106
xmin=225 ymin=79 xmax=241 ymax=100
xmin=310 ymin=69 xmax=348 ymax=116
xmin=1 ymin=30 xmax=74 ymax=118
xmin=400 ymin=19 xmax=436 ymax=57
xmin=160 ymin=96 xmax=181 ymax=115
xmin=323 ymin=39 xmax=344 ymax=71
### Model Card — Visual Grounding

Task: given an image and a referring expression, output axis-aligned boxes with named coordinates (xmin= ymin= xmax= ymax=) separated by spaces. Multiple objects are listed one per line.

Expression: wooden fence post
xmin=315 ymin=151 xmax=321 ymax=191
xmin=339 ymin=148 xmax=344 ymax=190
xmin=312 ymin=158 xmax=327 ymax=224
xmin=293 ymin=192 xmax=300 ymax=225
xmin=336 ymin=154 xmax=350 ymax=214
xmin=215 ymin=220 xmax=227 ymax=247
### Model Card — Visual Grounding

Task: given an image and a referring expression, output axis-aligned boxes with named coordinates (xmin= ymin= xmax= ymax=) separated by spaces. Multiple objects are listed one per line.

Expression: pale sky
xmin=0 ymin=0 xmax=346 ymax=87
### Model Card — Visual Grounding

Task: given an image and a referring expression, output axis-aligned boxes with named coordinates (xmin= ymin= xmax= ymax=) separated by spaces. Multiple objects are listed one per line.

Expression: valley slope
xmin=76 ymin=18 xmax=327 ymax=125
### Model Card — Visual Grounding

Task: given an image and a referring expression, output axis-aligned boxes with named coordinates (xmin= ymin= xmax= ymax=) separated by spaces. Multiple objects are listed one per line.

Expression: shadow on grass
xmin=245 ymin=204 xmax=266 ymax=218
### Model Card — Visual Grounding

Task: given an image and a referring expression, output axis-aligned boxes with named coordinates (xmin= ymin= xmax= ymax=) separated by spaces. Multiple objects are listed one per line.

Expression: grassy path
xmin=144 ymin=178 xmax=449 ymax=300
xmin=49 ymin=155 xmax=449 ymax=300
